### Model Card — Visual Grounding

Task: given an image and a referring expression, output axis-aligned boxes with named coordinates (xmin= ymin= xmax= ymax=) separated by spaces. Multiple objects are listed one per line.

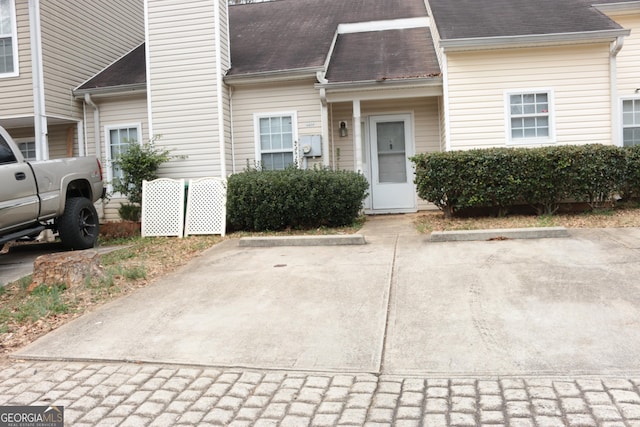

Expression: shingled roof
xmin=325 ymin=29 xmax=441 ymax=84
xmin=76 ymin=0 xmax=634 ymax=92
xmin=75 ymin=43 xmax=146 ymax=93
xmin=227 ymin=0 xmax=428 ymax=76
xmin=429 ymin=0 xmax=623 ymax=41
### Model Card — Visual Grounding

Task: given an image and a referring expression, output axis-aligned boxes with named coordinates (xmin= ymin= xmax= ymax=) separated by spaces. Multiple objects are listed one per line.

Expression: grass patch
xmin=415 ymin=202 xmax=640 ymax=232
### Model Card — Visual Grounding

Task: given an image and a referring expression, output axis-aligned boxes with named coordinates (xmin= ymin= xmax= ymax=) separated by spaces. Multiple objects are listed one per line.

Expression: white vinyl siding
xmin=611 ymin=14 xmax=640 ymax=97
xmin=0 ymin=0 xmax=18 ymax=77
xmin=622 ymin=98 xmax=640 ymax=147
xmin=506 ymin=90 xmax=554 ymax=143
xmin=446 ymin=44 xmax=611 ymax=149
xmin=146 ymin=0 xmax=230 ymax=179
xmin=254 ymin=113 xmax=297 ymax=170
xmin=39 ymin=1 xmax=144 ymax=121
xmin=229 ymin=79 xmax=323 ymax=172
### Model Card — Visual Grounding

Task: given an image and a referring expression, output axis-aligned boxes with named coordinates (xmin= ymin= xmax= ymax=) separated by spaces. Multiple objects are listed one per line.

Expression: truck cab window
xmin=0 ymin=135 xmax=17 ymax=164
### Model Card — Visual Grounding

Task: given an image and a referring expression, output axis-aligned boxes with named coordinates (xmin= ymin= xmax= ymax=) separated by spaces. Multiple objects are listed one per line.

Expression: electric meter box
xmin=300 ymin=135 xmax=322 ymax=157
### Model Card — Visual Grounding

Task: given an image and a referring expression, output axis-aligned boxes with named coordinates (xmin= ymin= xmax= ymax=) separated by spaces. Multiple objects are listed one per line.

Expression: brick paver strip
xmin=2 ymin=361 xmax=640 ymax=425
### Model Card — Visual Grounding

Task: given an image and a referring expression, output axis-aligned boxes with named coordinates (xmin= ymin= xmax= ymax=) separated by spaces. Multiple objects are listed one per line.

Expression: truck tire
xmin=58 ymin=197 xmax=100 ymax=250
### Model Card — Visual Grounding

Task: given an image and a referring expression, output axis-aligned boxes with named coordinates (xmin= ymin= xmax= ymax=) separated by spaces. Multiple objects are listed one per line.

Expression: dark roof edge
xmin=224 ymin=67 xmax=322 ymax=85
xmin=73 ymin=83 xmax=147 ymax=98
xmin=440 ymin=29 xmax=630 ymax=52
xmin=317 ymin=76 xmax=443 ymax=91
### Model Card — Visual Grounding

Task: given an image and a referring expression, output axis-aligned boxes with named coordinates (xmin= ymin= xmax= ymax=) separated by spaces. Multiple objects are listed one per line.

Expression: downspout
xmin=441 ymin=50 xmax=452 ymax=151
xmin=84 ymin=94 xmax=101 ymax=163
xmin=229 ymin=86 xmax=236 ymax=174
xmin=214 ymin=0 xmax=227 ymax=178
xmin=610 ymin=36 xmax=625 ymax=146
xmin=28 ymin=0 xmax=48 ymax=160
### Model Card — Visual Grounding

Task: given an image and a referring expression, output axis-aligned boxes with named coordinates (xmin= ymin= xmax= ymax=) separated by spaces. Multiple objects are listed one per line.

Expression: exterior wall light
xmin=339 ymin=121 xmax=348 ymax=137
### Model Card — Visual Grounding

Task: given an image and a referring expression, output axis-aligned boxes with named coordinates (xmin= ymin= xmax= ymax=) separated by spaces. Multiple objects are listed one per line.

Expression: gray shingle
xmin=429 ymin=0 xmax=622 ymax=40
xmin=325 ymin=29 xmax=440 ymax=83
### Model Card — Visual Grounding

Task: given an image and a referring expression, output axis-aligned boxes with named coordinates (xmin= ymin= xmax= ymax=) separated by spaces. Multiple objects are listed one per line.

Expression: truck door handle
xmin=15 ymin=172 xmax=26 ymax=180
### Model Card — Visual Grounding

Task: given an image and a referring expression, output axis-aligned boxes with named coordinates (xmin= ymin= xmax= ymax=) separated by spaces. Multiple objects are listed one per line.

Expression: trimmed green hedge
xmin=226 ymin=167 xmax=369 ymax=231
xmin=411 ymin=144 xmax=634 ymax=217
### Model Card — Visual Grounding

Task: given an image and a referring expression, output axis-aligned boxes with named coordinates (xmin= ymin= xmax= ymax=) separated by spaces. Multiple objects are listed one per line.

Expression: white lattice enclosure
xmin=185 ymin=177 xmax=227 ymax=236
xmin=141 ymin=178 xmax=185 ymax=238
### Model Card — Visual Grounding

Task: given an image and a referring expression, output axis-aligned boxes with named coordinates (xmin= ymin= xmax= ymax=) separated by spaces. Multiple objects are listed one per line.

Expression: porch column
xmin=353 ymin=99 xmax=362 ymax=173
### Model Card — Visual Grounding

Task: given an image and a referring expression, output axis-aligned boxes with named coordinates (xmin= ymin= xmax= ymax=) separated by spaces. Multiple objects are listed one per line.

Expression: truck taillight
xmin=97 ymin=158 xmax=103 ymax=181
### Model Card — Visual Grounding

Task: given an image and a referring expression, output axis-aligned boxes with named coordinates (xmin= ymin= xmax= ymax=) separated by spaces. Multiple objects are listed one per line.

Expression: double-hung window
xmin=255 ymin=113 xmax=296 ymax=170
xmin=0 ymin=0 xmax=18 ymax=77
xmin=105 ymin=124 xmax=140 ymax=190
xmin=16 ymin=139 xmax=35 ymax=160
xmin=622 ymin=99 xmax=640 ymax=147
xmin=507 ymin=91 xmax=554 ymax=143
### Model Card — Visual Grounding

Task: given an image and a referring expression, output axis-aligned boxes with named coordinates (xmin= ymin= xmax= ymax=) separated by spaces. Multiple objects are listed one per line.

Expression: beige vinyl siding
xmin=85 ymin=94 xmax=149 ymax=221
xmin=147 ymin=0 xmax=230 ymax=179
xmin=39 ymin=1 xmax=144 ymax=122
xmin=0 ymin=1 xmax=33 ymax=118
xmin=330 ymin=97 xmax=441 ymax=211
xmin=229 ymin=79 xmax=323 ymax=172
xmin=446 ymin=44 xmax=612 ymax=150
xmin=612 ymin=14 xmax=640 ymax=97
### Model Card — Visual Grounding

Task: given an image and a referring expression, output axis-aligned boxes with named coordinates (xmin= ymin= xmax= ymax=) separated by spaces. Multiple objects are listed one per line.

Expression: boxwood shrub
xmin=226 ymin=167 xmax=369 ymax=231
xmin=412 ymin=144 xmax=631 ymax=217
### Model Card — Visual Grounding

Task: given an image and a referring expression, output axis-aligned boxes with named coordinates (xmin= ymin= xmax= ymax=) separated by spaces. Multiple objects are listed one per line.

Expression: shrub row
xmin=226 ymin=167 xmax=369 ymax=231
xmin=411 ymin=144 xmax=640 ymax=217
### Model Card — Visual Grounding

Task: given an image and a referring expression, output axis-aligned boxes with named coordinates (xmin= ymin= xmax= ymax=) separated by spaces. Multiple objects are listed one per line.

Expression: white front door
xmin=368 ymin=114 xmax=416 ymax=212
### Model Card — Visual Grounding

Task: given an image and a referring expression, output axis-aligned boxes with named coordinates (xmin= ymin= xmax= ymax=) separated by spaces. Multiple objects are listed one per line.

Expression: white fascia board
xmin=73 ymin=84 xmax=148 ymax=99
xmin=440 ymin=29 xmax=630 ymax=52
xmin=224 ymin=67 xmax=321 ymax=85
xmin=337 ymin=17 xmax=429 ymax=34
xmin=593 ymin=1 xmax=640 ymax=13
xmin=322 ymin=81 xmax=443 ymax=103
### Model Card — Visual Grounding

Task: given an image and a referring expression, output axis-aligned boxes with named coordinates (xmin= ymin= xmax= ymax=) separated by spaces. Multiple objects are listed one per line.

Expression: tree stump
xmin=28 ymin=250 xmax=104 ymax=293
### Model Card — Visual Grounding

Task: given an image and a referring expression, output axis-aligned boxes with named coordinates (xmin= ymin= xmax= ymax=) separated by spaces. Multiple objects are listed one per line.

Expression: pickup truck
xmin=0 ymin=126 xmax=104 ymax=250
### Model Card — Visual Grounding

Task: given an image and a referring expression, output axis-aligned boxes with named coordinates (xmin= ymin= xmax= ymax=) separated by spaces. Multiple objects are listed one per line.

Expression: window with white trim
xmin=622 ymin=99 xmax=640 ymax=147
xmin=255 ymin=113 xmax=296 ymax=170
xmin=105 ymin=124 xmax=140 ymax=188
xmin=17 ymin=140 xmax=35 ymax=160
xmin=507 ymin=91 xmax=553 ymax=142
xmin=0 ymin=0 xmax=18 ymax=76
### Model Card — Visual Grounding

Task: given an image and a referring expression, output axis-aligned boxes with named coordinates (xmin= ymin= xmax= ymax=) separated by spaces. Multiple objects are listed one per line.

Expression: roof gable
xmin=75 ymin=43 xmax=146 ymax=93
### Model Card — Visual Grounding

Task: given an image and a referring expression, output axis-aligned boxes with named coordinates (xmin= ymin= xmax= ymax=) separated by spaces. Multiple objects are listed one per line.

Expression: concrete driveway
xmin=0 ymin=242 xmax=67 ymax=286
xmin=14 ymin=217 xmax=640 ymax=377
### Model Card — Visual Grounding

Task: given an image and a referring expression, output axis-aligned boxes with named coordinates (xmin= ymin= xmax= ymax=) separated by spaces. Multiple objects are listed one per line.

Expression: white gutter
xmin=229 ymin=86 xmax=236 ymax=174
xmin=28 ymin=0 xmax=48 ymax=161
xmin=442 ymin=52 xmax=451 ymax=152
xmin=224 ymin=67 xmax=322 ymax=85
xmin=84 ymin=94 xmax=101 ymax=163
xmin=215 ymin=0 xmax=227 ymax=178
xmin=610 ymin=35 xmax=625 ymax=147
xmin=441 ymin=29 xmax=630 ymax=52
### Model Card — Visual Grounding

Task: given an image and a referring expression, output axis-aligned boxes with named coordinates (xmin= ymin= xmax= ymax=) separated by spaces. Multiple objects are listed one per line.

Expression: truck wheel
xmin=58 ymin=197 xmax=100 ymax=250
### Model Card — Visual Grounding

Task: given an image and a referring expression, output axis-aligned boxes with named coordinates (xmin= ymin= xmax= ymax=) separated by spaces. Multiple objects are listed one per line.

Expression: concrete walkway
xmin=3 ymin=214 xmax=640 ymax=426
